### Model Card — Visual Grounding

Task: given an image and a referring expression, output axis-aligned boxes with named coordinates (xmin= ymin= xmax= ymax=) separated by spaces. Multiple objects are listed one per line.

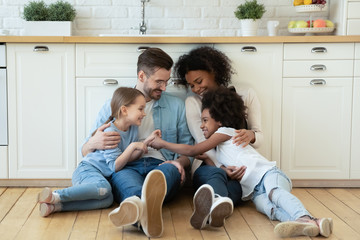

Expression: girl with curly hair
xmin=149 ymin=87 xmax=333 ymax=238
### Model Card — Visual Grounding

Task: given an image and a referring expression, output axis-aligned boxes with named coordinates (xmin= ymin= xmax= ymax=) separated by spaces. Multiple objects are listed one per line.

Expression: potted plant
xmin=234 ymin=0 xmax=266 ymax=36
xmin=23 ymin=0 xmax=76 ymax=36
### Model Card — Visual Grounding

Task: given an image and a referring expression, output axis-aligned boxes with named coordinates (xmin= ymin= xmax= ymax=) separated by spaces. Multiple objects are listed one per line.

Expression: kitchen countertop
xmin=1 ymin=35 xmax=360 ymax=43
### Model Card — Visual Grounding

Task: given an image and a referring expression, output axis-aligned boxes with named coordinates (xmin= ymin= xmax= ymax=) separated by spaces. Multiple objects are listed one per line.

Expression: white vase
xmin=24 ymin=21 xmax=72 ymax=36
xmin=240 ymin=19 xmax=260 ymax=36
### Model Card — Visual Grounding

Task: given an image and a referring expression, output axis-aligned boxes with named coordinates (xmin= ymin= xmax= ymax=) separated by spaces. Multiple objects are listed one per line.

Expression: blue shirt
xmin=82 ymin=123 xmax=138 ymax=177
xmin=83 ymin=92 xmax=194 ymax=162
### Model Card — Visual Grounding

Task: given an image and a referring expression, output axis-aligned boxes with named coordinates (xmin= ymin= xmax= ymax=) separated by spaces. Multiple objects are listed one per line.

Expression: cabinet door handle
xmin=103 ymin=79 xmax=118 ymax=85
xmin=310 ymin=64 xmax=326 ymax=71
xmin=310 ymin=79 xmax=326 ymax=85
xmin=311 ymin=47 xmax=327 ymax=53
xmin=137 ymin=46 xmax=150 ymax=53
xmin=241 ymin=46 xmax=257 ymax=52
xmin=33 ymin=46 xmax=49 ymax=52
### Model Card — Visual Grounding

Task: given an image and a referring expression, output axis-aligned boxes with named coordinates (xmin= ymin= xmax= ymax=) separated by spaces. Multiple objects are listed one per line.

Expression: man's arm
xmin=80 ymin=99 xmax=120 ymax=157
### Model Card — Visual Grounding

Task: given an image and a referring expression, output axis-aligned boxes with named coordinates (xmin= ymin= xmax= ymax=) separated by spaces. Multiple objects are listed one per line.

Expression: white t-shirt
xmin=138 ymin=100 xmax=165 ymax=161
xmin=215 ymin=127 xmax=275 ymax=200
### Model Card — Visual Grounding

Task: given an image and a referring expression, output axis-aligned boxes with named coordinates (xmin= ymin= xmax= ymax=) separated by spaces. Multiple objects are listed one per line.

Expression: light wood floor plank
xmin=0 ymin=188 xmax=26 ymax=221
xmin=40 ymin=211 xmax=78 ymax=240
xmin=297 ymin=188 xmax=360 ymax=240
xmin=0 ymin=187 xmax=6 ymax=195
xmin=96 ymin=206 xmax=124 ymax=240
xmin=327 ymin=188 xmax=360 ymax=214
xmin=225 ymin=204 xmax=257 ymax=240
xmin=69 ymin=209 xmax=102 ymax=240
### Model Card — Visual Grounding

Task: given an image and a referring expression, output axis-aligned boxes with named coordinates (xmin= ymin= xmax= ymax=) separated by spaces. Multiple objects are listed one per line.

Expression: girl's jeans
xmin=192 ymin=164 xmax=244 ymax=206
xmin=55 ymin=161 xmax=113 ymax=211
xmin=252 ymin=167 xmax=311 ymax=222
xmin=110 ymin=158 xmax=181 ymax=203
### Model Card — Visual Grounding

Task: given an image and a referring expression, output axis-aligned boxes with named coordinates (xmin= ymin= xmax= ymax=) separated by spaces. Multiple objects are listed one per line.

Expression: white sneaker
xmin=140 ymin=170 xmax=167 ymax=238
xmin=108 ymin=196 xmax=143 ymax=227
xmin=274 ymin=221 xmax=320 ymax=237
xmin=38 ymin=187 xmax=53 ymax=203
xmin=190 ymin=184 xmax=214 ymax=229
xmin=209 ymin=194 xmax=233 ymax=227
xmin=39 ymin=203 xmax=61 ymax=217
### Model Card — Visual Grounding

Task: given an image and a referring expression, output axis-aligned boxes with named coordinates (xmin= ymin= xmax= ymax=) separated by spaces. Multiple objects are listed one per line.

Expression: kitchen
xmin=0 ymin=0 xmax=360 ymax=239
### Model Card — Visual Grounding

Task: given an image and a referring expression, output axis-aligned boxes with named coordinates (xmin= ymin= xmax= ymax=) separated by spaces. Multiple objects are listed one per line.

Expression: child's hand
xmin=132 ymin=142 xmax=148 ymax=154
xmin=143 ymin=129 xmax=162 ymax=146
xmin=222 ymin=165 xmax=247 ymax=181
xmin=147 ymin=135 xmax=164 ymax=150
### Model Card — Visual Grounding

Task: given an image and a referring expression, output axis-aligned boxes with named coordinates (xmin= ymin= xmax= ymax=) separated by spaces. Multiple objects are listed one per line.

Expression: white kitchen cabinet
xmin=7 ymin=43 xmax=76 ymax=179
xmin=351 ymin=43 xmax=360 ymax=178
xmin=214 ymin=44 xmax=283 ymax=163
xmin=330 ymin=0 xmax=360 ymax=35
xmin=282 ymin=43 xmax=354 ymax=179
xmin=0 ymin=146 xmax=7 ymax=178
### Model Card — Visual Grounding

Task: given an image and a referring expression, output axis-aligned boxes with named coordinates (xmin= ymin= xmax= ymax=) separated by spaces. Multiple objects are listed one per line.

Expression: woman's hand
xmin=232 ymin=129 xmax=255 ymax=147
xmin=160 ymin=160 xmax=186 ymax=185
xmin=147 ymin=135 xmax=164 ymax=150
xmin=222 ymin=165 xmax=247 ymax=181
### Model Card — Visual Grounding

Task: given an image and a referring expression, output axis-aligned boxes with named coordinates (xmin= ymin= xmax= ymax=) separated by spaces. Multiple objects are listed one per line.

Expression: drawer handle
xmin=310 ymin=64 xmax=326 ymax=71
xmin=311 ymin=47 xmax=327 ymax=53
xmin=241 ymin=46 xmax=257 ymax=52
xmin=103 ymin=79 xmax=118 ymax=85
xmin=33 ymin=46 xmax=49 ymax=52
xmin=137 ymin=46 xmax=150 ymax=53
xmin=310 ymin=79 xmax=326 ymax=85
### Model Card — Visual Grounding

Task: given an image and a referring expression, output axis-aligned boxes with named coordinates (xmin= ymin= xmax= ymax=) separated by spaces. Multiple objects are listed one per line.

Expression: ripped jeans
xmin=54 ymin=161 xmax=113 ymax=212
xmin=252 ymin=167 xmax=311 ymax=222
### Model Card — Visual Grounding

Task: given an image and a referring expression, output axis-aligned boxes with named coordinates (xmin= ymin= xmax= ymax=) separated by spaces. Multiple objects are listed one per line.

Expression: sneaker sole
xmin=108 ymin=201 xmax=139 ymax=227
xmin=38 ymin=187 xmax=52 ymax=203
xmin=318 ymin=218 xmax=331 ymax=237
xmin=209 ymin=201 xmax=233 ymax=227
xmin=274 ymin=221 xmax=320 ymax=237
xmin=141 ymin=170 xmax=167 ymax=238
xmin=190 ymin=184 xmax=214 ymax=229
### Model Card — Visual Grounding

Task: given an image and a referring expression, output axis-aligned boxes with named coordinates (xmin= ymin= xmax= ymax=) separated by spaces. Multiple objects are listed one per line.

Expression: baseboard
xmin=292 ymin=179 xmax=360 ymax=188
xmin=0 ymin=179 xmax=72 ymax=187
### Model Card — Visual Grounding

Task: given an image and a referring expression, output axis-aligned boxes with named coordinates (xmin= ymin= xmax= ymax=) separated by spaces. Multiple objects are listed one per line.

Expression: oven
xmin=0 ymin=44 xmax=7 ymax=146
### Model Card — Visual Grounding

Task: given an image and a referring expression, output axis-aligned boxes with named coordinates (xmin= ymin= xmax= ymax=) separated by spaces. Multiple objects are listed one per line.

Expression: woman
xmin=174 ymin=46 xmax=264 ymax=227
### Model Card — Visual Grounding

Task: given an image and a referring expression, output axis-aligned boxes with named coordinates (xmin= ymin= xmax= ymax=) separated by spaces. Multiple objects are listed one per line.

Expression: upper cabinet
xmin=7 ymin=43 xmax=76 ymax=179
xmin=330 ymin=0 xmax=360 ymax=35
xmin=214 ymin=44 xmax=283 ymax=163
xmin=282 ymin=43 xmax=354 ymax=180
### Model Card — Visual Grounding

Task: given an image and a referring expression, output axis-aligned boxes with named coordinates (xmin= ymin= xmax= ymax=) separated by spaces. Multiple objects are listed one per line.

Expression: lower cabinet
xmin=281 ymin=78 xmax=353 ymax=179
xmin=0 ymin=146 xmax=7 ymax=178
xmin=76 ymin=78 xmax=137 ymax=164
xmin=7 ymin=43 xmax=76 ymax=179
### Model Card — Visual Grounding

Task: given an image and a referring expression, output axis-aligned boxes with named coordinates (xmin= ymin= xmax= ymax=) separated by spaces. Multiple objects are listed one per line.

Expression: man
xmin=81 ymin=48 xmax=193 ymax=237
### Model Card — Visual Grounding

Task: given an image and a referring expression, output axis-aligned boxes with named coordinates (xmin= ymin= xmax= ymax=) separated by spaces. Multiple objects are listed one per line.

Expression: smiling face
xmin=185 ymin=70 xmax=219 ymax=97
xmin=139 ymin=68 xmax=171 ymax=101
xmin=200 ymin=108 xmax=221 ymax=139
xmin=124 ymin=95 xmax=146 ymax=126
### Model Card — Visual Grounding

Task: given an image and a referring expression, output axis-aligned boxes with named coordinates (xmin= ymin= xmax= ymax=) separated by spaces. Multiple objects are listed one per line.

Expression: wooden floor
xmin=1 ymin=187 xmax=360 ymax=240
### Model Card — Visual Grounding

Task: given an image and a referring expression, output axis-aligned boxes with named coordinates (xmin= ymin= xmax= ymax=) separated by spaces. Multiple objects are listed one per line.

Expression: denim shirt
xmin=82 ymin=92 xmax=194 ymax=162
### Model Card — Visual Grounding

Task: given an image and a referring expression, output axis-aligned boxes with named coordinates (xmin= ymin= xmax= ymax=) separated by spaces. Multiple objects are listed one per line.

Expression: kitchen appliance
xmin=0 ymin=43 xmax=7 ymax=145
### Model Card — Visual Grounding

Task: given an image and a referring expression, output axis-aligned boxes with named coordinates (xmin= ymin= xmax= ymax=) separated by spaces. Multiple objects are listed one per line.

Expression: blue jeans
xmin=252 ymin=167 xmax=311 ymax=222
xmin=192 ymin=164 xmax=244 ymax=206
xmin=55 ymin=161 xmax=113 ymax=211
xmin=110 ymin=157 xmax=181 ymax=203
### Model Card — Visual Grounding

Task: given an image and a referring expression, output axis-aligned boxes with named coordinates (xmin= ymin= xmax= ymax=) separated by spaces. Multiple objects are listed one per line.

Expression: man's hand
xmin=82 ymin=123 xmax=121 ymax=157
xmin=232 ymin=129 xmax=255 ymax=147
xmin=222 ymin=165 xmax=247 ymax=181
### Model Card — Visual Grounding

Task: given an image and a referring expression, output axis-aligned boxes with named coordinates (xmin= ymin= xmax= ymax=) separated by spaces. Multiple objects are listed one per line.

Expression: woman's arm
xmin=151 ymin=132 xmax=231 ymax=157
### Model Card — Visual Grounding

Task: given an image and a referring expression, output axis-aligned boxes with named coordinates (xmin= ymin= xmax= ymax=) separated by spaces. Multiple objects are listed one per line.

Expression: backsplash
xmin=0 ymin=0 xmax=331 ymax=36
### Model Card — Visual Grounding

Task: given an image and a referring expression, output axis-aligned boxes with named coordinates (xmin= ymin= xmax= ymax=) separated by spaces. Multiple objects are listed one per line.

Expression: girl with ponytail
xmin=37 ymin=87 xmax=160 ymax=217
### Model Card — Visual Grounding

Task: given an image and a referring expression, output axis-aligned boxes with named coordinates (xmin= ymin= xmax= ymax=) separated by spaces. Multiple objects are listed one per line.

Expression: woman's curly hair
xmin=201 ymin=87 xmax=247 ymax=130
xmin=174 ymin=46 xmax=235 ymax=87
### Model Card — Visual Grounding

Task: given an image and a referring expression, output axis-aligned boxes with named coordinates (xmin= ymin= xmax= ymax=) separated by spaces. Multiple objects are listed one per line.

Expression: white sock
xmin=52 ymin=192 xmax=61 ymax=204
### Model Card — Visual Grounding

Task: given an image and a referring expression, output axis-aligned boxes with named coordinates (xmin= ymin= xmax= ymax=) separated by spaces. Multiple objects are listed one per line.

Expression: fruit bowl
xmin=288 ymin=27 xmax=335 ymax=34
xmin=295 ymin=4 xmax=327 ymax=12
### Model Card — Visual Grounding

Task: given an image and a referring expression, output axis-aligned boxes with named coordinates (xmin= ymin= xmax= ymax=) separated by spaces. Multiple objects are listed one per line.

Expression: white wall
xmin=0 ymin=0 xmax=331 ymax=36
